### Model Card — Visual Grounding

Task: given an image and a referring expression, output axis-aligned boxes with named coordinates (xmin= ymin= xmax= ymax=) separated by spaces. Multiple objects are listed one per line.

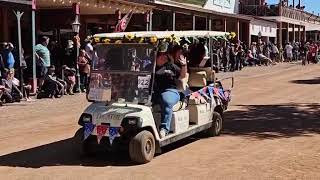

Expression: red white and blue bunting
xmin=188 ymin=85 xmax=231 ymax=105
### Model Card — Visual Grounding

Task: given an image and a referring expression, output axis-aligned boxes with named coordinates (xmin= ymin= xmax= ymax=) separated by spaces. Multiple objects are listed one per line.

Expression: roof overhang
xmin=37 ymin=0 xmax=153 ymax=14
xmin=0 ymin=0 xmax=32 ymax=10
xmin=259 ymin=16 xmax=320 ymax=31
xmin=153 ymin=0 xmax=252 ymax=21
xmin=0 ymin=0 xmax=31 ymax=5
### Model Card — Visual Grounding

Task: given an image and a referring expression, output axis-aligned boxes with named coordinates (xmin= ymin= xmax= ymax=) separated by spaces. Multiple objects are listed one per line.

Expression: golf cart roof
xmin=94 ymin=31 xmax=229 ymax=39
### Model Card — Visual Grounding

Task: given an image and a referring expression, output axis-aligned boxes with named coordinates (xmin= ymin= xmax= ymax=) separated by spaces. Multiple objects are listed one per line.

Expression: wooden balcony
xmin=240 ymin=4 xmax=320 ymax=24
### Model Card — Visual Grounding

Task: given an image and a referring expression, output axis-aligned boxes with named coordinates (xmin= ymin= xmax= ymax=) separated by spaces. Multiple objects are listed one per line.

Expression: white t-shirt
xmin=285 ymin=45 xmax=293 ymax=54
xmin=85 ymin=43 xmax=94 ymax=59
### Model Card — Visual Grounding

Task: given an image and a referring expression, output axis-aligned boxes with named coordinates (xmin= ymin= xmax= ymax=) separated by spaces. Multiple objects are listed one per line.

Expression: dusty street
xmin=0 ymin=63 xmax=319 ymax=180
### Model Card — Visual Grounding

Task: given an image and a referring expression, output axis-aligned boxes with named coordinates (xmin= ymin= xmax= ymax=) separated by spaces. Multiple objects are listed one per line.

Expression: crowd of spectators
xmin=0 ymin=36 xmax=93 ymax=106
xmin=1 ymin=34 xmax=319 ymax=106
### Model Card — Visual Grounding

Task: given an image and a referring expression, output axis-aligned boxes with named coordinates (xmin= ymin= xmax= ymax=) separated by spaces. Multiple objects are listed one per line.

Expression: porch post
xmin=31 ymin=7 xmax=37 ymax=94
xmin=278 ymin=22 xmax=283 ymax=48
xmin=303 ymin=26 xmax=306 ymax=42
xmin=286 ymin=22 xmax=290 ymax=43
xmin=292 ymin=24 xmax=296 ymax=42
xmin=149 ymin=10 xmax=153 ymax=31
xmin=224 ymin=18 xmax=227 ymax=32
xmin=193 ymin=15 xmax=196 ymax=30
xmin=236 ymin=20 xmax=240 ymax=41
xmin=298 ymin=25 xmax=301 ymax=42
xmin=172 ymin=11 xmax=176 ymax=31
xmin=248 ymin=22 xmax=252 ymax=46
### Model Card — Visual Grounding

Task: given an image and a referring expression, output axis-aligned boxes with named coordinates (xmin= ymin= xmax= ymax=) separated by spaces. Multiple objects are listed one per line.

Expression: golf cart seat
xmin=188 ymin=67 xmax=215 ymax=91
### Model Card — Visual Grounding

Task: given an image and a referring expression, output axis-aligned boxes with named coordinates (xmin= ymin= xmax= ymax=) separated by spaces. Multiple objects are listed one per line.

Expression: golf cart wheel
xmin=207 ymin=112 xmax=223 ymax=137
xmin=129 ymin=130 xmax=155 ymax=164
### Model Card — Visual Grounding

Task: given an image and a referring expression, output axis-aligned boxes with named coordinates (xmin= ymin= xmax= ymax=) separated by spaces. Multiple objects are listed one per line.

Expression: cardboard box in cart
xmin=154 ymin=110 xmax=189 ymax=133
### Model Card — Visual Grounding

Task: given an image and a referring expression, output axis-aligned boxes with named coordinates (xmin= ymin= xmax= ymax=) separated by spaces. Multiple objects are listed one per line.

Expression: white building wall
xmin=250 ymin=19 xmax=277 ymax=37
xmin=203 ymin=0 xmax=239 ymax=14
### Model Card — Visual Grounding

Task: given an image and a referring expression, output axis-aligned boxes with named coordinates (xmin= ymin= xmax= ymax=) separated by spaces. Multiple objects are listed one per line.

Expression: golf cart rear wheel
xmin=207 ymin=112 xmax=223 ymax=137
xmin=129 ymin=130 xmax=155 ymax=164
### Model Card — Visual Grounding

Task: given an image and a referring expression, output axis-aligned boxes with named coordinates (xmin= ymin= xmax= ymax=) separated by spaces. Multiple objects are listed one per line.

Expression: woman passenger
xmin=154 ymin=42 xmax=187 ymax=138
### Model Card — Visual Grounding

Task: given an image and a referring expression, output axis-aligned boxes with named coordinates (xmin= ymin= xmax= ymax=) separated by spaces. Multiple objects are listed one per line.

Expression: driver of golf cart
xmin=153 ymin=42 xmax=188 ymax=138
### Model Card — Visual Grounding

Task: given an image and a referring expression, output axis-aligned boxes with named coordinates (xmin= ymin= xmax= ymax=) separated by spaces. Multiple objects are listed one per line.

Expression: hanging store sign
xmin=213 ymin=0 xmax=232 ymax=8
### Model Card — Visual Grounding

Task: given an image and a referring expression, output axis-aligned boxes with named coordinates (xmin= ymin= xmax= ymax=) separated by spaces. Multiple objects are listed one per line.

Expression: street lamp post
xmin=71 ymin=15 xmax=81 ymax=93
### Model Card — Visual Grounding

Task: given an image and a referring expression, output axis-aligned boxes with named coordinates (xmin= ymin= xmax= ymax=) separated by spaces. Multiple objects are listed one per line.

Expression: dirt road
xmin=0 ymin=63 xmax=320 ymax=180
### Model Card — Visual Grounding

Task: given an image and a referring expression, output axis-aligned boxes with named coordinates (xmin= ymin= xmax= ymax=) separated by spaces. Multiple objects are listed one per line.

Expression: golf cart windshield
xmin=87 ymin=43 xmax=155 ymax=104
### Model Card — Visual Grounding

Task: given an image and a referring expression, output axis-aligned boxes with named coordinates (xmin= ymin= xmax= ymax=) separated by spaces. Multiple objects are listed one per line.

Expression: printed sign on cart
xmin=138 ymin=75 xmax=151 ymax=89
xmin=88 ymin=88 xmax=111 ymax=101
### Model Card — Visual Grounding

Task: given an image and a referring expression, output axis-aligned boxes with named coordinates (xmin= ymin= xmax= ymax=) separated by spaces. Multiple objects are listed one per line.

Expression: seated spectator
xmin=246 ymin=50 xmax=261 ymax=66
xmin=0 ymin=85 xmax=4 ymax=106
xmin=63 ymin=66 xmax=76 ymax=95
xmin=11 ymin=76 xmax=33 ymax=101
xmin=0 ymin=69 xmax=23 ymax=103
xmin=38 ymin=66 xmax=66 ymax=99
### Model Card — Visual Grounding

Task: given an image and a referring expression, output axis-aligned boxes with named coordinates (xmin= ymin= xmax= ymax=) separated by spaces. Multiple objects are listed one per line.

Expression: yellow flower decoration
xmin=150 ymin=36 xmax=158 ymax=44
xmin=115 ymin=40 xmax=122 ymax=44
xmin=172 ymin=36 xmax=181 ymax=45
xmin=94 ymin=37 xmax=100 ymax=43
xmin=126 ymin=34 xmax=134 ymax=41
xmin=138 ymin=38 xmax=145 ymax=43
xmin=230 ymin=32 xmax=237 ymax=39
xmin=103 ymin=38 xmax=110 ymax=44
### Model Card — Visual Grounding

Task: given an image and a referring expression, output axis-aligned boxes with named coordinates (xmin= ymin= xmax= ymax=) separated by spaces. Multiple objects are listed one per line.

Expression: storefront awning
xmin=37 ymin=0 xmax=153 ymax=14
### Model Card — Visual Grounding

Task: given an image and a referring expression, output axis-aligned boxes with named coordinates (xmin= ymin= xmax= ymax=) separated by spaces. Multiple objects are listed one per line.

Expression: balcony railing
xmin=240 ymin=4 xmax=320 ymax=24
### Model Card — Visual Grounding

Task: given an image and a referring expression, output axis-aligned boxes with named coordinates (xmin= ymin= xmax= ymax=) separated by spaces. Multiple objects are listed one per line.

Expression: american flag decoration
xmin=114 ymin=10 xmax=134 ymax=32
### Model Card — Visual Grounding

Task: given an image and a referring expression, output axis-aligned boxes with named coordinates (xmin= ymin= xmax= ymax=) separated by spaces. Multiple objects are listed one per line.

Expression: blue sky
xmin=268 ymin=0 xmax=320 ymax=14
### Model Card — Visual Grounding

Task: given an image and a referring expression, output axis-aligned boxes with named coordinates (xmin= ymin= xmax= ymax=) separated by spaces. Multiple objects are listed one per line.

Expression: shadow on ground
xmin=1 ymin=104 xmax=319 ymax=168
xmin=223 ymin=104 xmax=320 ymax=139
xmin=0 ymin=130 xmax=198 ymax=168
xmin=290 ymin=77 xmax=320 ymax=84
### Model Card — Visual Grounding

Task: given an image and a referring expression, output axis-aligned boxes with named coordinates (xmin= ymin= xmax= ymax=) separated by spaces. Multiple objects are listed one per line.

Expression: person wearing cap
xmin=35 ymin=36 xmax=51 ymax=88
xmin=153 ymin=41 xmax=187 ymax=138
xmin=3 ymin=43 xmax=15 ymax=70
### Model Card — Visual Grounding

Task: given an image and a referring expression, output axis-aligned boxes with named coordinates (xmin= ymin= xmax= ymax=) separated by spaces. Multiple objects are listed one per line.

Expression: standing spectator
xmin=78 ymin=49 xmax=91 ymax=92
xmin=64 ymin=40 xmax=75 ymax=68
xmin=223 ymin=42 xmax=231 ymax=72
xmin=300 ymin=42 xmax=307 ymax=65
xmin=230 ymin=43 xmax=237 ymax=71
xmin=35 ymin=36 xmax=51 ymax=89
xmin=3 ymin=43 xmax=15 ymax=70
xmin=271 ymin=43 xmax=279 ymax=63
xmin=236 ymin=44 xmax=244 ymax=70
xmin=84 ymin=37 xmax=94 ymax=61
xmin=285 ymin=42 xmax=293 ymax=62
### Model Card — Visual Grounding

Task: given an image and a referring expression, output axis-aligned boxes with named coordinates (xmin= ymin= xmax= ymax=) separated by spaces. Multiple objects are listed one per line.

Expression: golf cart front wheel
xmin=207 ymin=112 xmax=223 ymax=137
xmin=129 ymin=130 xmax=155 ymax=164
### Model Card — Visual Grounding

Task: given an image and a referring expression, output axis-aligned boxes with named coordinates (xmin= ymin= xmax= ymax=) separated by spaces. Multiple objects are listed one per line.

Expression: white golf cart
xmin=77 ymin=31 xmax=234 ymax=164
